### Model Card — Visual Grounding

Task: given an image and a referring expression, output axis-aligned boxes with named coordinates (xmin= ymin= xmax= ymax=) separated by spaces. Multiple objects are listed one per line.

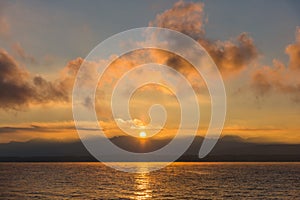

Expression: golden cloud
xmin=251 ymin=28 xmax=300 ymax=102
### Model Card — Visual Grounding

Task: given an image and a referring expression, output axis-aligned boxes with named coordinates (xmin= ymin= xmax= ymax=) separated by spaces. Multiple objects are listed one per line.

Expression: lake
xmin=0 ymin=162 xmax=299 ymax=199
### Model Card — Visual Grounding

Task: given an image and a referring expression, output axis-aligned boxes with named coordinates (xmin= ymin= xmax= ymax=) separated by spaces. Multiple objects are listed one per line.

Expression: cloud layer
xmin=150 ymin=0 xmax=259 ymax=76
xmin=0 ymin=0 xmax=299 ymax=111
xmin=0 ymin=2 xmax=10 ymax=39
xmin=0 ymin=49 xmax=35 ymax=109
xmin=150 ymin=1 xmax=205 ymax=39
xmin=251 ymin=28 xmax=300 ymax=102
xmin=0 ymin=49 xmax=81 ymax=110
xmin=151 ymin=1 xmax=299 ymax=104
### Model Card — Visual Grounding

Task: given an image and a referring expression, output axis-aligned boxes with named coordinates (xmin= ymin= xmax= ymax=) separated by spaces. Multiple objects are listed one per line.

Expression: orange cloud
xmin=251 ymin=28 xmax=300 ymax=102
xmin=200 ymin=33 xmax=258 ymax=75
xmin=0 ymin=121 xmax=77 ymax=143
xmin=149 ymin=0 xmax=205 ymax=39
xmin=150 ymin=1 xmax=259 ymax=76
xmin=0 ymin=17 xmax=10 ymax=38
xmin=0 ymin=1 xmax=10 ymax=39
xmin=285 ymin=27 xmax=300 ymax=70
xmin=11 ymin=42 xmax=36 ymax=64
xmin=0 ymin=0 xmax=259 ymax=112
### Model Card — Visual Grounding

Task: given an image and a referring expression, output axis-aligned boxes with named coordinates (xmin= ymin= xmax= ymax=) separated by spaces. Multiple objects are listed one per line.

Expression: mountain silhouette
xmin=0 ymin=135 xmax=299 ymax=161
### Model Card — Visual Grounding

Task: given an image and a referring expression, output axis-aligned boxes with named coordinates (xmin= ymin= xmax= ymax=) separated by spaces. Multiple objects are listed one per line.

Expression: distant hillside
xmin=0 ymin=136 xmax=299 ymax=161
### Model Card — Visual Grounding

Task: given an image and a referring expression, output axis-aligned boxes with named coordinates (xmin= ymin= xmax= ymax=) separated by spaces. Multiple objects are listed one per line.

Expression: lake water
xmin=0 ymin=162 xmax=299 ymax=199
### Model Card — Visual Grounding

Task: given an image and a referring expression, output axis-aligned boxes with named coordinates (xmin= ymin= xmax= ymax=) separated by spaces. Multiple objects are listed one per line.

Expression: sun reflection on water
xmin=134 ymin=172 xmax=152 ymax=199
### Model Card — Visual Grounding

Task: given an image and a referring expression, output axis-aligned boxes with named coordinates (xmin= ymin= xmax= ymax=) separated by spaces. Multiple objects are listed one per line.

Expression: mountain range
xmin=0 ymin=135 xmax=299 ymax=161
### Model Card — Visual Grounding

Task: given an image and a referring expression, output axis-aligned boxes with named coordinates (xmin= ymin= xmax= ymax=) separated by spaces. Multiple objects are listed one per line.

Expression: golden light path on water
xmin=0 ymin=162 xmax=299 ymax=199
xmin=134 ymin=172 xmax=152 ymax=199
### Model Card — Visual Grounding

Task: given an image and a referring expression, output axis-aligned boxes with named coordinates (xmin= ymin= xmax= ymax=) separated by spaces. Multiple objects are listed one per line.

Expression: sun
xmin=139 ymin=131 xmax=147 ymax=138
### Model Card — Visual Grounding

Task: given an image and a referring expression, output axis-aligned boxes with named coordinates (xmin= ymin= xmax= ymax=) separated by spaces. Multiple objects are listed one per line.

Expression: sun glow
xmin=139 ymin=131 xmax=147 ymax=138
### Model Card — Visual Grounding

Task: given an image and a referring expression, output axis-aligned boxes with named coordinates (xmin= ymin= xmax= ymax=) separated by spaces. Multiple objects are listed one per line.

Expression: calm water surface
xmin=0 ymin=162 xmax=299 ymax=199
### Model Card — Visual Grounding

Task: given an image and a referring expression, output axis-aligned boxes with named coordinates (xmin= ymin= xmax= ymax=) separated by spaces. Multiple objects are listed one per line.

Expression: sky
xmin=0 ymin=0 xmax=300 ymax=144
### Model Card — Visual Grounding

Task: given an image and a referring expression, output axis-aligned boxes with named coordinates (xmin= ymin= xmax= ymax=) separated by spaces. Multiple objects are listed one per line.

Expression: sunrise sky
xmin=1 ymin=0 xmax=300 ymax=144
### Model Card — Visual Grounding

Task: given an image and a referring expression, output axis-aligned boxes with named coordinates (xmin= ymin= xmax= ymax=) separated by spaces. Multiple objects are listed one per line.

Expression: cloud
xmin=0 ymin=121 xmax=78 ymax=143
xmin=149 ymin=0 xmax=205 ymax=39
xmin=0 ymin=49 xmax=35 ymax=109
xmin=0 ymin=0 xmax=259 ymax=112
xmin=0 ymin=49 xmax=82 ymax=110
xmin=150 ymin=1 xmax=259 ymax=76
xmin=11 ymin=43 xmax=36 ymax=64
xmin=0 ymin=17 xmax=10 ymax=38
xmin=0 ymin=123 xmax=74 ymax=134
xmin=200 ymin=33 xmax=258 ymax=75
xmin=251 ymin=28 xmax=300 ymax=102
xmin=285 ymin=27 xmax=300 ymax=70
xmin=32 ymin=75 xmax=69 ymax=103
xmin=115 ymin=118 xmax=146 ymax=129
xmin=251 ymin=69 xmax=272 ymax=96
xmin=0 ymin=2 xmax=10 ymax=38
